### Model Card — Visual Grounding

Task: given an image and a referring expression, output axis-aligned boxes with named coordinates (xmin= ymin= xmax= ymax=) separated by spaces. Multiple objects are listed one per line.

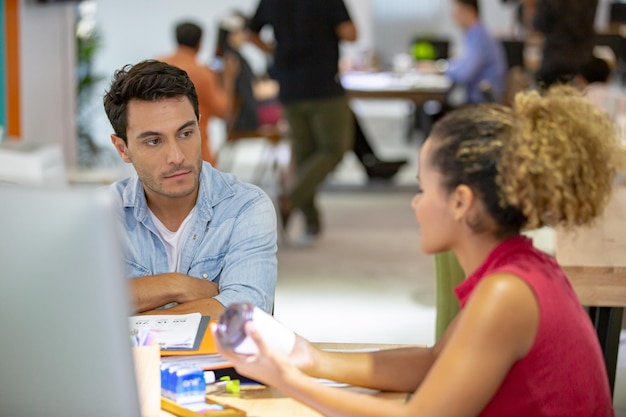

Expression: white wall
xmin=20 ymin=0 xmax=76 ymax=168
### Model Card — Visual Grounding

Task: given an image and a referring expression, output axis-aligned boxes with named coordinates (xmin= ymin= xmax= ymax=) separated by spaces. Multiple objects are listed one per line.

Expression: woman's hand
xmin=288 ymin=333 xmax=320 ymax=375
xmin=211 ymin=321 xmax=302 ymax=388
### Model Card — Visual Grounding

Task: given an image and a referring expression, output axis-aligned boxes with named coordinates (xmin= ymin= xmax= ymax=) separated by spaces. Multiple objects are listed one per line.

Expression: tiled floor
xmin=222 ymin=99 xmax=626 ymax=414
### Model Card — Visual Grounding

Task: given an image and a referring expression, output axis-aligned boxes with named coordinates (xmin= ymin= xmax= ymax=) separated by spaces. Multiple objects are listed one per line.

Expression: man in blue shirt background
xmin=447 ymin=0 xmax=507 ymax=104
xmin=104 ymin=60 xmax=277 ymax=318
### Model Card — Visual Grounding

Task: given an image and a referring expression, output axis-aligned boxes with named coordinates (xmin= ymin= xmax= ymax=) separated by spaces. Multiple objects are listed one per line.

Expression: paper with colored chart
xmin=129 ymin=313 xmax=203 ymax=350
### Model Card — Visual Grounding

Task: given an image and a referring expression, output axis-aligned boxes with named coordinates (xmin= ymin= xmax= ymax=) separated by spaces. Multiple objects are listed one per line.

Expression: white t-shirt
xmin=149 ymin=208 xmax=195 ymax=272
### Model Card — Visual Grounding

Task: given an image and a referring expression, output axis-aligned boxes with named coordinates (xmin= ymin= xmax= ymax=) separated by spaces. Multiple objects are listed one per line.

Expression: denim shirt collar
xmin=120 ymin=162 xmax=235 ymax=224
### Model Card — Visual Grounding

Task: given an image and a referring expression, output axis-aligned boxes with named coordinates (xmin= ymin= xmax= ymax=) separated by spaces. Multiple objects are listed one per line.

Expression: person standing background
xmin=158 ymin=21 xmax=239 ymax=166
xmin=247 ymin=0 xmax=357 ymax=242
xmin=530 ymin=0 xmax=599 ymax=88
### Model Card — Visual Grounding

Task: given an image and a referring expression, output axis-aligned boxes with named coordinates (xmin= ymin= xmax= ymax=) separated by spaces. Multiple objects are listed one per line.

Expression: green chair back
xmin=434 ymin=251 xmax=465 ymax=341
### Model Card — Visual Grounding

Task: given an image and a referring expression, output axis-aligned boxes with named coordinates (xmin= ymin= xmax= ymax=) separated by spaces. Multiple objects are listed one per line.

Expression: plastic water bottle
xmin=216 ymin=302 xmax=296 ymax=356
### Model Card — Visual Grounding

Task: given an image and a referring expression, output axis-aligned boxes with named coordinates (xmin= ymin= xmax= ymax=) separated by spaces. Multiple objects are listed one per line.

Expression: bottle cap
xmin=216 ymin=302 xmax=255 ymax=350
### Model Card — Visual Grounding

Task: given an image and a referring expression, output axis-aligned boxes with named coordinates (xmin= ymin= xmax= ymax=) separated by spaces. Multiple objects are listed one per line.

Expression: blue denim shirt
xmin=447 ymin=22 xmax=507 ymax=103
xmin=109 ymin=162 xmax=277 ymax=313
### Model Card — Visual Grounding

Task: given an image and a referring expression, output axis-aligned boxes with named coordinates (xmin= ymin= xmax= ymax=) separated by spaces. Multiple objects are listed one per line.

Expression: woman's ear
xmin=450 ymin=184 xmax=475 ymax=221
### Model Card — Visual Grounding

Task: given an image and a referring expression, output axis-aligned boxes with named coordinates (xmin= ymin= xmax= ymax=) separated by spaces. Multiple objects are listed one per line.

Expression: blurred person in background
xmin=215 ymin=12 xmax=285 ymax=135
xmin=530 ymin=0 xmax=598 ymax=88
xmin=575 ymin=56 xmax=626 ymax=144
xmin=446 ymin=0 xmax=507 ymax=104
xmin=221 ymin=9 xmax=406 ymax=183
xmin=247 ymin=0 xmax=357 ymax=242
xmin=159 ymin=21 xmax=239 ymax=165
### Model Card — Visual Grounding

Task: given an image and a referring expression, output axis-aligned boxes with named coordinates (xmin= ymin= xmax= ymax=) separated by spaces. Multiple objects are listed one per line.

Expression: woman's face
xmin=411 ymin=138 xmax=459 ymax=254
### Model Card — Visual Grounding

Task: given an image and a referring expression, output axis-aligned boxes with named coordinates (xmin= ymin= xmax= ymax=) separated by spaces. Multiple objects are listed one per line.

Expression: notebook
xmin=0 ymin=184 xmax=141 ymax=417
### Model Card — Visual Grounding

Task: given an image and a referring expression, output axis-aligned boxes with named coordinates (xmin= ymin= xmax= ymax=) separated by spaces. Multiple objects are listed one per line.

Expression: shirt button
xmin=202 ymin=273 xmax=208 ymax=279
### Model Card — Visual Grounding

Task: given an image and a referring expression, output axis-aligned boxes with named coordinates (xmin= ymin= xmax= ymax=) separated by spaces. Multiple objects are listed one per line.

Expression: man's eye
xmin=180 ymin=130 xmax=194 ymax=139
xmin=146 ymin=138 xmax=161 ymax=146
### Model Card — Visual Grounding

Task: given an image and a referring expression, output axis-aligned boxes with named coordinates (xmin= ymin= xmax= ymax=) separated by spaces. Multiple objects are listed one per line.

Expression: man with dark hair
xmin=103 ymin=59 xmax=277 ymax=317
xmin=158 ymin=21 xmax=238 ymax=166
xmin=446 ymin=0 xmax=507 ymax=103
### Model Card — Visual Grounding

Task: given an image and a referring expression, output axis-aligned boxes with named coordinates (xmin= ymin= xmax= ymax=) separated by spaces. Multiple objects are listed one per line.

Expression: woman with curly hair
xmin=213 ymin=86 xmax=620 ymax=416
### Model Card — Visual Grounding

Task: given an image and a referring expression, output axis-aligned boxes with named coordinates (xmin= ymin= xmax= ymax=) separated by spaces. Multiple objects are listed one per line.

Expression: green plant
xmin=75 ymin=20 xmax=115 ymax=167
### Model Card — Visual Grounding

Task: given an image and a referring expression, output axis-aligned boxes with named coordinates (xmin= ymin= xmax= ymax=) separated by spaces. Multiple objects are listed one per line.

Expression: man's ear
xmin=450 ymin=184 xmax=475 ymax=221
xmin=111 ymin=134 xmax=131 ymax=163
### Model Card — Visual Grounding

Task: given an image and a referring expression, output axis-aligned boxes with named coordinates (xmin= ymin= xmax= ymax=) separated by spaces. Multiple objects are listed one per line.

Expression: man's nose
xmin=166 ymin=141 xmax=185 ymax=165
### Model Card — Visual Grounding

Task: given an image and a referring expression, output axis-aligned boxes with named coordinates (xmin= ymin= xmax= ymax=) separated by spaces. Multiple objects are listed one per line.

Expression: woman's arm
xmin=299 ymin=272 xmax=539 ymax=417
xmin=216 ymin=272 xmax=539 ymax=417
xmin=402 ymin=272 xmax=539 ymax=416
xmin=302 ymin=344 xmax=436 ymax=393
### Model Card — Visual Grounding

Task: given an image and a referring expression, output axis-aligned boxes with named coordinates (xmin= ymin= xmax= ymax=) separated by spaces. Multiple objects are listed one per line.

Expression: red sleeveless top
xmin=454 ymin=236 xmax=614 ymax=416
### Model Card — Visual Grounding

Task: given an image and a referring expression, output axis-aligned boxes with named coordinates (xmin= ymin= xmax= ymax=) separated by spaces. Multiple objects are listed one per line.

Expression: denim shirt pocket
xmin=187 ymin=253 xmax=226 ymax=282
xmin=123 ymin=258 xmax=151 ymax=278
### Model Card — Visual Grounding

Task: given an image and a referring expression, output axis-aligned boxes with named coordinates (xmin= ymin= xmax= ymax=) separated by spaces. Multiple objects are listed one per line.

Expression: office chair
xmin=609 ymin=3 xmax=626 ymax=29
xmin=218 ymin=96 xmax=286 ymax=191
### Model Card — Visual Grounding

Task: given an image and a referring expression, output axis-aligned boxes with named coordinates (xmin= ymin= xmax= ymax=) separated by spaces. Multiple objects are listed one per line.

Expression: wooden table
xmin=341 ymin=71 xmax=451 ymax=142
xmin=342 ymin=71 xmax=451 ymax=106
xmin=161 ymin=343 xmax=411 ymax=417
xmin=555 ymin=182 xmax=626 ymax=395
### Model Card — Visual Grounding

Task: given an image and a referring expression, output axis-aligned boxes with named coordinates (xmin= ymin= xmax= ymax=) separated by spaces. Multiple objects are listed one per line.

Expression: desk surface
xmin=342 ymin=71 xmax=451 ymax=105
xmin=161 ymin=343 xmax=411 ymax=417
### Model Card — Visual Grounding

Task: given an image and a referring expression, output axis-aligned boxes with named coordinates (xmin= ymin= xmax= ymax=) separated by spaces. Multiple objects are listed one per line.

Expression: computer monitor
xmin=0 ymin=184 xmax=141 ymax=417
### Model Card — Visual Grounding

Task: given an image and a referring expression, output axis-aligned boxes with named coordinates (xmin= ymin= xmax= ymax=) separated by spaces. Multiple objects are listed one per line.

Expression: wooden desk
xmin=342 ymin=71 xmax=451 ymax=142
xmin=342 ymin=71 xmax=451 ymax=107
xmin=556 ymin=183 xmax=626 ymax=395
xmin=161 ymin=343 xmax=411 ymax=417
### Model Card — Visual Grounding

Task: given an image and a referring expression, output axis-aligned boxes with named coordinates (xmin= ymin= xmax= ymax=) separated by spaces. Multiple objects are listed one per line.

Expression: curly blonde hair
xmin=500 ymin=85 xmax=619 ymax=229
xmin=429 ymin=85 xmax=622 ymax=236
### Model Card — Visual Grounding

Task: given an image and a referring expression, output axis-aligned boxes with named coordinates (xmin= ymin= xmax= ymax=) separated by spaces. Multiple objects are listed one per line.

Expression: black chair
xmin=609 ymin=3 xmax=626 ymax=26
